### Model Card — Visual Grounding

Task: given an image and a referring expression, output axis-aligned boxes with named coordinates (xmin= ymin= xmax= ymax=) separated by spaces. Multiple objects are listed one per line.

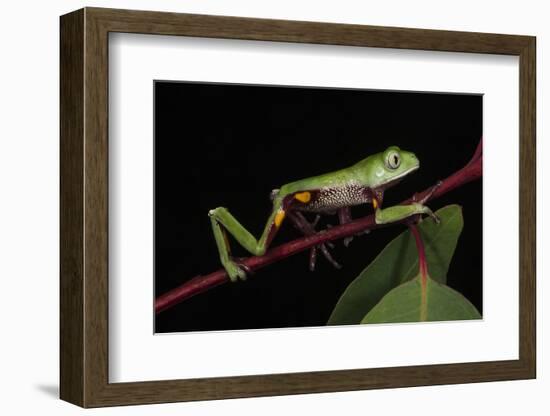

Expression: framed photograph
xmin=60 ymin=7 xmax=536 ymax=408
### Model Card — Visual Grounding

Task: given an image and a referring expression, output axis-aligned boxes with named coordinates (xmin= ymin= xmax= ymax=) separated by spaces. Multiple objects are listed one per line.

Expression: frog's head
xmin=366 ymin=146 xmax=420 ymax=189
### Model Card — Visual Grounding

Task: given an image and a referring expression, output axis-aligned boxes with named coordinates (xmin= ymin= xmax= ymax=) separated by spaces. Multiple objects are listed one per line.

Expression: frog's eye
xmin=385 ymin=150 xmax=401 ymax=170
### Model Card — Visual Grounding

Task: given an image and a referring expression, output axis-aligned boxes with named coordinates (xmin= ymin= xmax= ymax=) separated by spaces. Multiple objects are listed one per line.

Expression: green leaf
xmin=361 ymin=275 xmax=481 ymax=323
xmin=327 ymin=205 xmax=463 ymax=326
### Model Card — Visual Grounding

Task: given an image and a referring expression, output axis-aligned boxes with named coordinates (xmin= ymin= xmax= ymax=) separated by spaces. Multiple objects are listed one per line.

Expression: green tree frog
xmin=209 ymin=146 xmax=439 ymax=281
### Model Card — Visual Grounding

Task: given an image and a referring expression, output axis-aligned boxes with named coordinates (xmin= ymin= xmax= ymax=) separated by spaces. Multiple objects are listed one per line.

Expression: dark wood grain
xmin=83 ymin=10 xmax=111 ymax=406
xmin=518 ymin=38 xmax=536 ymax=376
xmin=89 ymin=7 xmax=531 ymax=54
xmin=59 ymin=8 xmax=84 ymax=406
xmin=60 ymin=7 xmax=536 ymax=408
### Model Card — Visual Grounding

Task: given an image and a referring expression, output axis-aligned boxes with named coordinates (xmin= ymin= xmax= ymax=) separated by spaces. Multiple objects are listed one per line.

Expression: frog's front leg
xmin=374 ymin=203 xmax=439 ymax=225
xmin=374 ymin=181 xmax=442 ymax=225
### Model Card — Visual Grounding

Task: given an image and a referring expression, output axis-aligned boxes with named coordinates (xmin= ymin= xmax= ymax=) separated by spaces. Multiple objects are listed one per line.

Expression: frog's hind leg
xmin=287 ymin=211 xmax=341 ymax=271
xmin=209 ymin=197 xmax=287 ymax=282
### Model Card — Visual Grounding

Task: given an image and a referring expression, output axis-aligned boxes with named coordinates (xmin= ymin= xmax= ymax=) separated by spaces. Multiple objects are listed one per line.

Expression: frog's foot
xmin=408 ymin=181 xmax=442 ymax=224
xmin=405 ymin=206 xmax=440 ymax=226
xmin=223 ymin=258 xmax=248 ymax=282
xmin=233 ymin=258 xmax=254 ymax=276
xmin=288 ymin=211 xmax=341 ymax=271
xmin=342 ymin=229 xmax=370 ymax=248
xmin=309 ymin=244 xmax=341 ymax=271
xmin=424 ymin=206 xmax=440 ymax=224
xmin=413 ymin=180 xmax=443 ymax=205
xmin=343 ymin=234 xmax=367 ymax=248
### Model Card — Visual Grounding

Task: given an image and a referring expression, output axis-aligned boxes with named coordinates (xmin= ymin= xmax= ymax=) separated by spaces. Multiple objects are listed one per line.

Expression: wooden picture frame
xmin=60 ymin=7 xmax=536 ymax=408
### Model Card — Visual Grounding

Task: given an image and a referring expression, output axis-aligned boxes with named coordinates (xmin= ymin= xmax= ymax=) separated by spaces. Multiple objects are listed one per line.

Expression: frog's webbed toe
xmin=287 ymin=211 xmax=341 ymax=271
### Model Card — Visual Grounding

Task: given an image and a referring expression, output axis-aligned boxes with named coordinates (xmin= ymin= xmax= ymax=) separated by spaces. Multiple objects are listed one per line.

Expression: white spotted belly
xmin=298 ymin=184 xmax=372 ymax=213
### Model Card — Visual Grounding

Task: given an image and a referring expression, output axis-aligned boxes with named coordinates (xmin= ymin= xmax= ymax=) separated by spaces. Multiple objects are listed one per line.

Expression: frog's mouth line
xmin=377 ymin=165 xmax=420 ymax=191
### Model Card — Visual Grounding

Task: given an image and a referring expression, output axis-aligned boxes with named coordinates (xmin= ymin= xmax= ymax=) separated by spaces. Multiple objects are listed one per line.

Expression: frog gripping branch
xmin=155 ymin=139 xmax=481 ymax=313
xmin=208 ymin=146 xmax=440 ymax=282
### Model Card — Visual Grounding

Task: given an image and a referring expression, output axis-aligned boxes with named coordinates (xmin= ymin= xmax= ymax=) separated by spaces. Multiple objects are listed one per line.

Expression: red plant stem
xmin=410 ymin=223 xmax=429 ymax=322
xmin=156 ymin=139 xmax=482 ymax=314
xmin=409 ymin=224 xmax=428 ymax=284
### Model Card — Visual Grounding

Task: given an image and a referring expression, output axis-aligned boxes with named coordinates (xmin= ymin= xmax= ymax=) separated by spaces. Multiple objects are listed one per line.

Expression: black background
xmin=154 ymin=81 xmax=482 ymax=333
